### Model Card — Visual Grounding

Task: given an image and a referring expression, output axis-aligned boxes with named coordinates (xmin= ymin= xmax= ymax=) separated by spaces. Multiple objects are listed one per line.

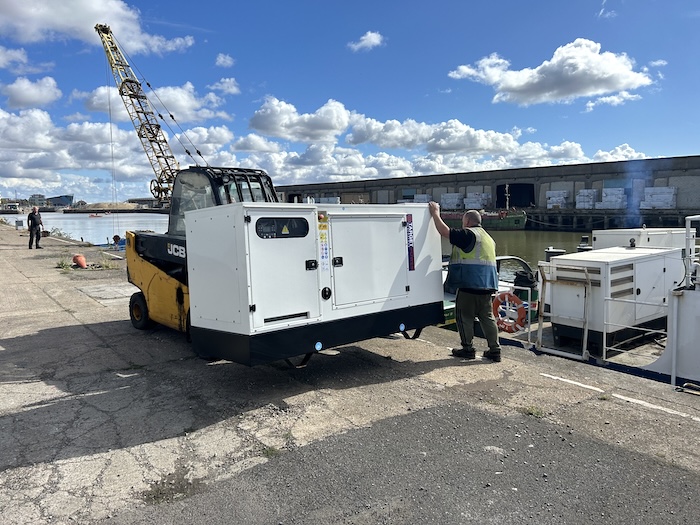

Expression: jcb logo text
xmin=167 ymin=243 xmax=186 ymax=258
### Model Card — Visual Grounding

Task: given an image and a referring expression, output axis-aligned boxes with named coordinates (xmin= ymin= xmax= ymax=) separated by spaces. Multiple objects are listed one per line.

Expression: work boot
xmin=452 ymin=347 xmax=476 ymax=359
xmin=36 ymin=246 xmax=43 ymax=249
xmin=483 ymin=349 xmax=501 ymax=362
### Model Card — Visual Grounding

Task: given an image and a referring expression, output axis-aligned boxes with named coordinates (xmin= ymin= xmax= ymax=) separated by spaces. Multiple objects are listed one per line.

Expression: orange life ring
xmin=499 ymin=210 xmax=507 ymax=219
xmin=492 ymin=291 xmax=527 ymax=333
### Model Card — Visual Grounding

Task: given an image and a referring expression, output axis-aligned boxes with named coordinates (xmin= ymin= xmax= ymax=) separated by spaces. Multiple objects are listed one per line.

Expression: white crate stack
xmin=318 ymin=197 xmax=341 ymax=204
xmin=595 ymin=188 xmax=627 ymax=209
xmin=413 ymin=194 xmax=432 ymax=203
xmin=463 ymin=192 xmax=491 ymax=210
xmin=440 ymin=192 xmax=464 ymax=210
xmin=575 ymin=189 xmax=598 ymax=209
xmin=639 ymin=187 xmax=677 ymax=209
xmin=546 ymin=190 xmax=570 ymax=209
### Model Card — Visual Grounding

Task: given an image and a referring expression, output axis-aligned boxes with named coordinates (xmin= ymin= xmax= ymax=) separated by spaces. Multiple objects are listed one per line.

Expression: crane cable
xmin=110 ymin=32 xmax=209 ymax=168
xmin=105 ymin=59 xmax=122 ymax=243
xmin=144 ymin=80 xmax=209 ymax=168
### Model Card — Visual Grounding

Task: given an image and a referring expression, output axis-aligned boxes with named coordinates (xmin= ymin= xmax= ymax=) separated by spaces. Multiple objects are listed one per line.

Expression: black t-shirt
xmin=449 ymin=228 xmax=476 ymax=253
xmin=28 ymin=212 xmax=43 ymax=229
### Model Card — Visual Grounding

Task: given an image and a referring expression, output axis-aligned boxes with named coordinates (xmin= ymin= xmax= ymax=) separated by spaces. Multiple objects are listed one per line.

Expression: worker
xmin=428 ymin=203 xmax=502 ymax=362
xmin=27 ymin=206 xmax=44 ymax=249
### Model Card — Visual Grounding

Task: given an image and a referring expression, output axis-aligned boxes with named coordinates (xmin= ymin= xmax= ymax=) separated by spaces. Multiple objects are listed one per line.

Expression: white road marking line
xmin=540 ymin=373 xmax=604 ymax=392
xmin=612 ymin=393 xmax=700 ymax=423
xmin=540 ymin=372 xmax=700 ymax=423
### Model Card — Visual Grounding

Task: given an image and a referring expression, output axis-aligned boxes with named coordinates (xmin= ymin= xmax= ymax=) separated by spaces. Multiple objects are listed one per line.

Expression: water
xmin=0 ymin=212 xmax=168 ymax=246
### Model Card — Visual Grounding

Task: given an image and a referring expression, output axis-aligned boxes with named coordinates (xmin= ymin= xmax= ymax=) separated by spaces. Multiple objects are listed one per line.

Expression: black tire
xmin=129 ymin=292 xmax=152 ymax=330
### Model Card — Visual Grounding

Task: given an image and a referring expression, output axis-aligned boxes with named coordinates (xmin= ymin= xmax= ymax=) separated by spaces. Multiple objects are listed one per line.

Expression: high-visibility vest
xmin=446 ymin=226 xmax=498 ymax=291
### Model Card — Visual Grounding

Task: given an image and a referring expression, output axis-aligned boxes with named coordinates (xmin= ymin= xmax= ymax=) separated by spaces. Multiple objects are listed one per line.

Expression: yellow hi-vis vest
xmin=446 ymin=226 xmax=498 ymax=291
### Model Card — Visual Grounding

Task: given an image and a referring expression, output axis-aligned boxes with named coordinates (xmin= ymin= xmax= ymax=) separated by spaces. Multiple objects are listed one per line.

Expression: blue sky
xmin=0 ymin=0 xmax=698 ymax=203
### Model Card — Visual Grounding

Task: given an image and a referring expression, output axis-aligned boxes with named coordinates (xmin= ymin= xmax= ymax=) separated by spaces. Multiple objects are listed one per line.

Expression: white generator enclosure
xmin=591 ymin=228 xmax=692 ymax=250
xmin=548 ymin=246 xmax=685 ymax=356
xmin=185 ymin=202 xmax=444 ymax=365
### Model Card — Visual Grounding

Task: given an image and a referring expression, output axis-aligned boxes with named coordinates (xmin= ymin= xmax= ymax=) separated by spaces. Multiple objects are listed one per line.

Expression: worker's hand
xmin=428 ymin=201 xmax=440 ymax=216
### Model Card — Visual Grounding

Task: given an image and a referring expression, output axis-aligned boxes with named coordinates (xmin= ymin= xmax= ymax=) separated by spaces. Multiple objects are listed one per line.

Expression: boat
xmin=441 ymin=208 xmax=527 ymax=230
xmin=89 ymin=213 xmax=103 ymax=218
xmin=440 ymin=183 xmax=527 ymax=231
xmin=1 ymin=202 xmax=23 ymax=214
xmin=442 ymin=217 xmax=700 ymax=387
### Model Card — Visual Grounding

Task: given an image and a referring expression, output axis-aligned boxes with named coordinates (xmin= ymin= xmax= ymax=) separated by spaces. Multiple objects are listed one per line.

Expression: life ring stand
xmin=493 ymin=291 xmax=527 ymax=333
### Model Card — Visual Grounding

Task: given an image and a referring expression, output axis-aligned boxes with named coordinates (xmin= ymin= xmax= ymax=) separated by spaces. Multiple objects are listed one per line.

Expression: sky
xmin=0 ymin=0 xmax=698 ymax=204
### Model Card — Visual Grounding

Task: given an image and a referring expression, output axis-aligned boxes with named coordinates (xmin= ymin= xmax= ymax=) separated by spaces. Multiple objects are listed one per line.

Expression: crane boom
xmin=95 ymin=24 xmax=179 ymax=205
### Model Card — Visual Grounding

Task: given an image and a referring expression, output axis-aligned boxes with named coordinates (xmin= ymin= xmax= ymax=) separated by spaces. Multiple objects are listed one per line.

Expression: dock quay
xmin=525 ymin=207 xmax=700 ymax=232
xmin=1 ymin=222 xmax=700 ymax=524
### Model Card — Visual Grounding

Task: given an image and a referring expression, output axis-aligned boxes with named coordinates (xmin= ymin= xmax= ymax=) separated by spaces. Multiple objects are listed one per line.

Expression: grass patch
xmin=262 ymin=446 xmax=282 ymax=459
xmin=99 ymin=254 xmax=119 ymax=269
xmin=56 ymin=257 xmax=72 ymax=270
xmin=522 ymin=405 xmax=546 ymax=418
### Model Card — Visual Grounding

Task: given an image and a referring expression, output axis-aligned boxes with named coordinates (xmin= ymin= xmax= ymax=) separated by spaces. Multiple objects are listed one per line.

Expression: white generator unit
xmin=591 ymin=227 xmax=691 ymax=250
xmin=548 ymin=246 xmax=685 ymax=355
xmin=184 ymin=202 xmax=444 ymax=365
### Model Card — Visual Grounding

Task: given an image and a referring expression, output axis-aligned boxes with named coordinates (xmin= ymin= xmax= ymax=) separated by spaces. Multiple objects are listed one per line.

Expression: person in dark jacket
xmin=428 ymin=202 xmax=501 ymax=362
xmin=27 ymin=206 xmax=44 ymax=249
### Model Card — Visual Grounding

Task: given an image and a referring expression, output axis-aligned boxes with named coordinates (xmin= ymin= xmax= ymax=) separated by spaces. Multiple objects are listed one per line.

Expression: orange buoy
xmin=72 ymin=254 xmax=87 ymax=269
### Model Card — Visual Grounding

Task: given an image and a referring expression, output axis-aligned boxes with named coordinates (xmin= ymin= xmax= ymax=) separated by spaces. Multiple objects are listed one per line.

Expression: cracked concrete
xmin=1 ymin=223 xmax=700 ymax=524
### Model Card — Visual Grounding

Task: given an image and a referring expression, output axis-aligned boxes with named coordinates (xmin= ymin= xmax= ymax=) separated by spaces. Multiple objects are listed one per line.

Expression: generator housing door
xmin=329 ymin=213 xmax=409 ymax=307
xmin=246 ymin=208 xmax=320 ymax=330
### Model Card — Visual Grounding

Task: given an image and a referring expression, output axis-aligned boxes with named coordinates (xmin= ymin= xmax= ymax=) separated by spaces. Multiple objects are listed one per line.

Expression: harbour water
xmin=0 ymin=212 xmax=168 ymax=246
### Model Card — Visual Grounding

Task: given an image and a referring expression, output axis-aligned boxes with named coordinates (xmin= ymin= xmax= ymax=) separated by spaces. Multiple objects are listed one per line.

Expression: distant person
xmin=428 ymin=203 xmax=502 ymax=362
xmin=27 ymin=206 xmax=44 ymax=249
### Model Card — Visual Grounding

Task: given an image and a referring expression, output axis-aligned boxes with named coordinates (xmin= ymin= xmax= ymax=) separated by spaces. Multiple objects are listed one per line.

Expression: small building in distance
xmin=46 ymin=194 xmax=74 ymax=207
xmin=28 ymin=194 xmax=46 ymax=207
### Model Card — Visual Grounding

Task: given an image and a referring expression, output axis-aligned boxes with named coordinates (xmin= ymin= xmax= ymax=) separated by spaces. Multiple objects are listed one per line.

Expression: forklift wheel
xmin=129 ymin=292 xmax=153 ymax=330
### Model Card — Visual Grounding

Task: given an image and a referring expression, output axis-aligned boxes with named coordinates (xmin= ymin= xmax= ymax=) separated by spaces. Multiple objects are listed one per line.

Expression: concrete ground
xmin=1 ymin=222 xmax=699 ymax=524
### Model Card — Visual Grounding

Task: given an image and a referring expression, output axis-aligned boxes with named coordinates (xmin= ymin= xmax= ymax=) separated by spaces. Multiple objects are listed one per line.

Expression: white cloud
xmin=0 ymin=76 xmax=62 ymax=108
xmin=597 ymin=0 xmax=616 ymax=18
xmin=0 ymin=0 xmax=194 ymax=55
xmin=449 ymin=38 xmax=653 ymax=107
xmin=249 ymin=96 xmax=351 ymax=142
xmin=347 ymin=116 xmax=519 ymax=155
xmin=215 ymin=53 xmax=235 ymax=67
xmin=347 ymin=31 xmax=384 ymax=52
xmin=584 ymin=90 xmax=641 ymax=112
xmin=592 ymin=143 xmax=646 ymax=162
xmin=0 ymin=45 xmax=27 ymax=69
xmin=233 ymin=133 xmax=281 ymax=153
xmin=149 ymin=83 xmax=231 ymax=122
xmin=0 ymin=106 xmax=153 ymax=197
xmin=347 ymin=117 xmax=432 ymax=149
xmin=79 ymin=86 xmax=130 ymax=121
xmin=81 ymin=83 xmax=232 ymax=124
xmin=207 ymin=77 xmax=241 ymax=95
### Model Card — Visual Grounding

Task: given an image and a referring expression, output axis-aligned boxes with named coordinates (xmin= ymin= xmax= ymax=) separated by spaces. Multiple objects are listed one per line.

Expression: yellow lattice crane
xmin=95 ymin=23 xmax=179 ymax=205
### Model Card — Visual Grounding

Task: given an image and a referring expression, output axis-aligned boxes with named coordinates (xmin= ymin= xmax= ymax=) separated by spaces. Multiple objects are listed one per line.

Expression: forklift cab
xmin=168 ymin=166 xmax=279 ymax=236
